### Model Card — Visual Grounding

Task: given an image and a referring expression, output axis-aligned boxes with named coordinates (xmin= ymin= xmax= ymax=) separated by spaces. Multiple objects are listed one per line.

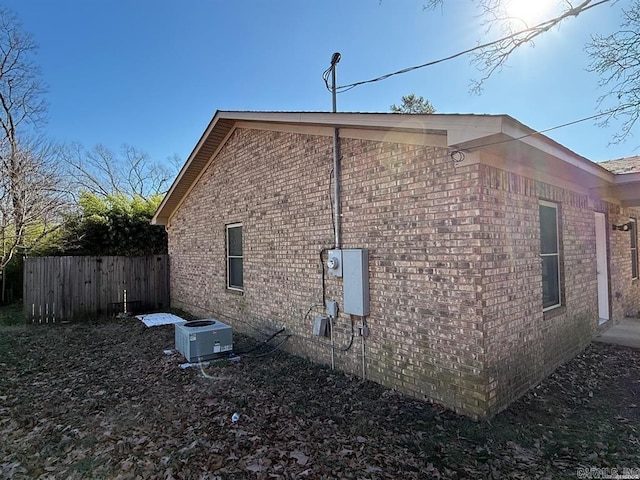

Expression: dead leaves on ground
xmin=1 ymin=319 xmax=639 ymax=479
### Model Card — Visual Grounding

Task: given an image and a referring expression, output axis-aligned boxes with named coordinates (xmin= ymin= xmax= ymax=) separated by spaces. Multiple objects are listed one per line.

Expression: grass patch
xmin=0 ymin=302 xmax=24 ymax=326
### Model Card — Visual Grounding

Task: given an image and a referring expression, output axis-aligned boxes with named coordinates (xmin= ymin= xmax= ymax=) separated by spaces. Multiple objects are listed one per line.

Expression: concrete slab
xmin=594 ymin=317 xmax=640 ymax=349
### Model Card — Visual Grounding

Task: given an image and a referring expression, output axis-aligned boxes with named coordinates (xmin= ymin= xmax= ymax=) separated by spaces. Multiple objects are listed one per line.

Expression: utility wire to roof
xmin=439 ymin=104 xmax=637 ymax=164
xmin=470 ymin=105 xmax=635 ymax=152
xmin=326 ymin=0 xmax=610 ymax=93
xmin=322 ymin=23 xmax=541 ymax=93
xmin=321 ymin=1 xmax=623 ymax=150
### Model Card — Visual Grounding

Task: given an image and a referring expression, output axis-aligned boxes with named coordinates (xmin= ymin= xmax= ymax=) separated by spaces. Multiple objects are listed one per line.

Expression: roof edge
xmin=152 ymin=111 xmax=628 ymax=225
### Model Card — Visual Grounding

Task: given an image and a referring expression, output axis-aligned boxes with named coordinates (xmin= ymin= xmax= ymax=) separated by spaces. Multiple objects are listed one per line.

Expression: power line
xmin=330 ymin=27 xmax=531 ymax=91
xmin=319 ymin=1 xmax=627 ymax=159
xmin=329 ymin=0 xmax=611 ymax=92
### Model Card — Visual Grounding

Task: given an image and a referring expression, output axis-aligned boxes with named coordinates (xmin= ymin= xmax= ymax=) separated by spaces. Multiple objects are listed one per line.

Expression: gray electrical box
xmin=327 ymin=249 xmax=343 ymax=277
xmin=342 ymin=249 xmax=370 ymax=316
xmin=313 ymin=316 xmax=329 ymax=336
xmin=325 ymin=300 xmax=338 ymax=318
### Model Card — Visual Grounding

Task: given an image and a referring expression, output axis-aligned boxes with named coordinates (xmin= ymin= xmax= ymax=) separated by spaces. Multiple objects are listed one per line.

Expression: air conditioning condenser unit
xmin=174 ymin=319 xmax=233 ymax=362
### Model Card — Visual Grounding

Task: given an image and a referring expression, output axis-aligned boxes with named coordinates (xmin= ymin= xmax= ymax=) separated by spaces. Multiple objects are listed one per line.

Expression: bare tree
xmin=423 ymin=0 xmax=640 ymax=141
xmin=587 ymin=1 xmax=640 ymax=142
xmin=64 ymin=143 xmax=177 ymax=200
xmin=426 ymin=0 xmax=612 ymax=92
xmin=0 ymin=7 xmax=69 ymax=276
xmin=0 ymin=137 xmax=70 ymax=271
xmin=0 ymin=8 xmax=47 ymax=134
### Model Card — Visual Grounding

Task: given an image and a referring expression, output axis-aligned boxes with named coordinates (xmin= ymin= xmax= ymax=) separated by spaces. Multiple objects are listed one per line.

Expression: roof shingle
xmin=598 ymin=156 xmax=640 ymax=174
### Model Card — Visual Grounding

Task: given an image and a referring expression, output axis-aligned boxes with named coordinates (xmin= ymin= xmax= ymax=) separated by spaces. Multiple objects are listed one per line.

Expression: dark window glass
xmin=228 ymin=226 xmax=243 ymax=257
xmin=541 ymin=256 xmax=560 ymax=308
xmin=226 ymin=224 xmax=243 ymax=290
xmin=539 ymin=205 xmax=558 ymax=254
xmin=539 ymin=203 xmax=561 ymax=310
xmin=228 ymin=258 xmax=243 ymax=289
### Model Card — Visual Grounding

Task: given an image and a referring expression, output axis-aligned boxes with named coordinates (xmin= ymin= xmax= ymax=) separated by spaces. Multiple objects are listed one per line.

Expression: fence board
xmin=23 ymin=255 xmax=169 ymax=323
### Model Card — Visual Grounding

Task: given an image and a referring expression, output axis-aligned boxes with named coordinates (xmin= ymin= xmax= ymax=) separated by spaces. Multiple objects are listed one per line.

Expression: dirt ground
xmin=1 ymin=317 xmax=639 ymax=479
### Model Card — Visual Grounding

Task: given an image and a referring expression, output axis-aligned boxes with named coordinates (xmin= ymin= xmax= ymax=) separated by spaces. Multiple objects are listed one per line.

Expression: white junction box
xmin=175 ymin=319 xmax=233 ymax=362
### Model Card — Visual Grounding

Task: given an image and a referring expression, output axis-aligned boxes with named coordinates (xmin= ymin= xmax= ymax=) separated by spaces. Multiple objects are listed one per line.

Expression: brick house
xmin=152 ymin=111 xmax=640 ymax=418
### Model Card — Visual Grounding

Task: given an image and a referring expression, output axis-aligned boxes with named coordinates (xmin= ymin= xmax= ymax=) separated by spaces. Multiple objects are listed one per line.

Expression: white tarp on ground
xmin=136 ymin=312 xmax=185 ymax=327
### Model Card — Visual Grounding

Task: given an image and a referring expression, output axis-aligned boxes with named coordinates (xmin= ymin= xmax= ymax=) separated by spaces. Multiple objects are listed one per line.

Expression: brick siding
xmin=167 ymin=126 xmax=640 ymax=418
xmin=478 ymin=166 xmax=598 ymax=414
xmin=608 ymin=204 xmax=640 ymax=318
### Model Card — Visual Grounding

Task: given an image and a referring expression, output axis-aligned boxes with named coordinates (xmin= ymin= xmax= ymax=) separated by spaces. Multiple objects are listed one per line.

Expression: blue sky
xmin=3 ymin=0 xmax=636 ymax=167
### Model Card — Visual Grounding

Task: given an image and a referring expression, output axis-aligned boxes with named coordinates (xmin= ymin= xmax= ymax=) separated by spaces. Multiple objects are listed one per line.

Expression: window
xmin=539 ymin=201 xmax=561 ymax=311
xmin=631 ymin=218 xmax=638 ymax=280
xmin=226 ymin=223 xmax=243 ymax=291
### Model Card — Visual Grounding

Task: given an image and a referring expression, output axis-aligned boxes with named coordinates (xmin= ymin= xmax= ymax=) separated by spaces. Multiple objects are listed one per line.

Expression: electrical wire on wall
xmin=296 ymin=249 xmax=356 ymax=354
xmin=233 ymin=326 xmax=288 ymax=355
xmin=240 ymin=335 xmax=291 ymax=358
xmin=299 ymin=299 xmax=355 ymax=352
xmin=303 ymin=303 xmax=325 ymax=324
xmin=339 ymin=315 xmax=355 ymax=352
xmin=318 ymin=248 xmax=332 ymax=306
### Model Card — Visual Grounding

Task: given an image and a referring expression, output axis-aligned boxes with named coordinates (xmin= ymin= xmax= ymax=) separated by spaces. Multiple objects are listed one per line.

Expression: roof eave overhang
xmin=448 ymin=116 xmax=617 ymax=192
xmin=152 ymin=111 xmax=640 ymax=226
xmin=152 ymin=111 xmax=236 ymax=225
xmin=152 ymin=111 xmax=504 ymax=225
xmin=589 ymin=172 xmax=640 ymax=207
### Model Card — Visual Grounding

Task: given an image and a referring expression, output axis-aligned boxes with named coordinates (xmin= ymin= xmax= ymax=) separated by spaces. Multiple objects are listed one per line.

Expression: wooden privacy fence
xmin=24 ymin=255 xmax=169 ymax=323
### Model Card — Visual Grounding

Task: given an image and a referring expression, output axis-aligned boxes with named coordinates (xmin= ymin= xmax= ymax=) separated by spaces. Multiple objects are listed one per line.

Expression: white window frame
xmin=226 ymin=223 xmax=243 ymax=291
xmin=540 ymin=200 xmax=561 ymax=312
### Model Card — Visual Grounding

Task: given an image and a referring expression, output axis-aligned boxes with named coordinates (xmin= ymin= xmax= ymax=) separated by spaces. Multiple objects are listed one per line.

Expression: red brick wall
xmin=608 ymin=204 xmax=640 ymax=318
xmin=169 ymin=127 xmax=490 ymax=417
xmin=169 ymin=128 xmax=335 ymax=340
xmin=475 ymin=167 xmax=547 ymax=414
xmin=477 ymin=165 xmax=640 ymax=415
xmin=338 ymin=137 xmax=486 ymax=416
xmin=167 ymin=125 xmax=639 ymax=418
